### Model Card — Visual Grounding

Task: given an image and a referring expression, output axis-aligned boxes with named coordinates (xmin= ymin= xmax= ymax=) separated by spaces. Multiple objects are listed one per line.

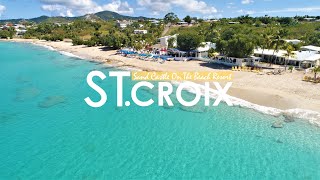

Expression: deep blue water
xmin=0 ymin=42 xmax=320 ymax=179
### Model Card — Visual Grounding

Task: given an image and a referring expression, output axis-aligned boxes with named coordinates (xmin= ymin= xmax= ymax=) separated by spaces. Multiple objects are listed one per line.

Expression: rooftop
xmin=301 ymin=45 xmax=320 ymax=52
xmin=254 ymin=48 xmax=320 ymax=62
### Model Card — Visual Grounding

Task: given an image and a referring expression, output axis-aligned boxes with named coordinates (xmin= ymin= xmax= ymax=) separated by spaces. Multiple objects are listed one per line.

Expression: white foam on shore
xmin=171 ymin=81 xmax=320 ymax=127
xmin=29 ymin=42 xmax=85 ymax=59
xmin=31 ymin=42 xmax=55 ymax=51
xmin=59 ymin=51 xmax=84 ymax=59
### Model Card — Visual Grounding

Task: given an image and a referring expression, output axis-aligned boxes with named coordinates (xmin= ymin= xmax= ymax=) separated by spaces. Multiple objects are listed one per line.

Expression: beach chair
xmin=252 ymin=67 xmax=258 ymax=73
xmin=243 ymin=66 xmax=247 ymax=72
xmin=303 ymin=76 xmax=308 ymax=81
xmin=232 ymin=67 xmax=235 ymax=71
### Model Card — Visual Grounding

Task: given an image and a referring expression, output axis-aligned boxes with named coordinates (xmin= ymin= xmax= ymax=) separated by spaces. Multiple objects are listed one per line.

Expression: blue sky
xmin=0 ymin=0 xmax=320 ymax=19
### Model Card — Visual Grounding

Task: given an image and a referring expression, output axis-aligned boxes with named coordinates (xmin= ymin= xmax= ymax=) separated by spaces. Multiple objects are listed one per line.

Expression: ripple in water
xmin=15 ymin=87 xmax=41 ymax=102
xmin=38 ymin=95 xmax=66 ymax=108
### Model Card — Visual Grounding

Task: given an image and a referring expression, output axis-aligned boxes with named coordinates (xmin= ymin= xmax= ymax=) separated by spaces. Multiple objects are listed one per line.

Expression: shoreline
xmin=2 ymin=38 xmax=320 ymax=126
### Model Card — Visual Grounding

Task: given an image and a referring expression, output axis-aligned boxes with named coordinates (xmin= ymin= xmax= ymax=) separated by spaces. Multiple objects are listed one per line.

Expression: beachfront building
xmin=254 ymin=48 xmax=320 ymax=68
xmin=159 ymin=34 xmax=177 ymax=48
xmin=213 ymin=56 xmax=259 ymax=67
xmin=300 ymin=45 xmax=320 ymax=52
xmin=16 ymin=29 xmax=27 ymax=35
xmin=133 ymin=30 xmax=148 ymax=34
xmin=13 ymin=24 xmax=27 ymax=35
xmin=190 ymin=42 xmax=216 ymax=59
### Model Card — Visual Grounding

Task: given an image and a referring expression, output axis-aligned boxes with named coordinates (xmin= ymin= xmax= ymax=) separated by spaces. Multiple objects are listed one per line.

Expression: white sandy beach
xmin=3 ymin=38 xmax=320 ymax=115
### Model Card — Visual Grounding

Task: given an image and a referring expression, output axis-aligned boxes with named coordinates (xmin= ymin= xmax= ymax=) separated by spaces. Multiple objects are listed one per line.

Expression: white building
xmin=117 ymin=20 xmax=132 ymax=29
xmin=304 ymin=18 xmax=315 ymax=21
xmin=192 ymin=42 xmax=216 ymax=58
xmin=254 ymin=48 xmax=320 ymax=68
xmin=284 ymin=39 xmax=301 ymax=45
xmin=177 ymin=22 xmax=188 ymax=26
xmin=149 ymin=19 xmax=160 ymax=25
xmin=301 ymin=45 xmax=320 ymax=52
xmin=16 ymin=29 xmax=27 ymax=35
xmin=134 ymin=30 xmax=148 ymax=34
xmin=159 ymin=34 xmax=177 ymax=48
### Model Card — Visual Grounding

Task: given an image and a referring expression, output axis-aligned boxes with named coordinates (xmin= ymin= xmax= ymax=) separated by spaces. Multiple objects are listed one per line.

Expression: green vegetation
xmin=0 ymin=27 xmax=16 ymax=39
xmin=216 ymin=27 xmax=256 ymax=58
xmin=313 ymin=66 xmax=320 ymax=80
xmin=183 ymin=16 xmax=192 ymax=24
xmin=164 ymin=12 xmax=179 ymax=24
xmin=283 ymin=44 xmax=296 ymax=71
xmin=288 ymin=66 xmax=294 ymax=73
xmin=23 ymin=18 xmax=163 ymax=49
xmin=165 ymin=15 xmax=320 ymax=58
xmin=167 ymin=37 xmax=175 ymax=48
xmin=177 ymin=31 xmax=204 ymax=51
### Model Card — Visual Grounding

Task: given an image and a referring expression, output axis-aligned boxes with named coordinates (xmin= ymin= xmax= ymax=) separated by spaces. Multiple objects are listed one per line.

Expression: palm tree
xmin=283 ymin=44 xmax=296 ymax=71
xmin=313 ymin=66 xmax=320 ymax=81
xmin=259 ymin=32 xmax=273 ymax=63
xmin=270 ymin=29 xmax=287 ymax=66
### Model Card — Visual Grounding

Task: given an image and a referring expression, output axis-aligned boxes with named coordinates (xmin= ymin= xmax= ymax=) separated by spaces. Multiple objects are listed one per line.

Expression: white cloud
xmin=40 ymin=0 xmax=134 ymax=16
xmin=99 ymin=1 xmax=134 ymax=15
xmin=241 ymin=6 xmax=320 ymax=15
xmin=0 ymin=4 xmax=6 ymax=17
xmin=237 ymin=9 xmax=255 ymax=14
xmin=60 ymin=10 xmax=74 ymax=17
xmin=41 ymin=4 xmax=74 ymax=17
xmin=41 ymin=4 xmax=65 ymax=12
xmin=137 ymin=0 xmax=217 ymax=16
xmin=259 ymin=7 xmax=320 ymax=14
xmin=241 ymin=0 xmax=254 ymax=4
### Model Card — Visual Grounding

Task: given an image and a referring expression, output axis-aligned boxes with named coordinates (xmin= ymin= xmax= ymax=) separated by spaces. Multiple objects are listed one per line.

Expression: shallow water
xmin=0 ymin=42 xmax=320 ymax=179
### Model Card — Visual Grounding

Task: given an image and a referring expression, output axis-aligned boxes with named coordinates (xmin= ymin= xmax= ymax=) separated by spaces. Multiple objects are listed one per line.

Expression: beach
xmin=3 ymin=38 xmax=320 ymax=113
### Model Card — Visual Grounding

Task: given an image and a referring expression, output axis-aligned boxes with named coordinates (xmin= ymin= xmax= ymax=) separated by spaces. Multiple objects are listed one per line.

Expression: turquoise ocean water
xmin=0 ymin=42 xmax=320 ymax=179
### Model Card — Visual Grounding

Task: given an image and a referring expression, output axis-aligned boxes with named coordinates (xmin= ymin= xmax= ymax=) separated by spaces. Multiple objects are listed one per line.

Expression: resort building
xmin=253 ymin=48 xmax=320 ymax=68
xmin=133 ymin=30 xmax=148 ymax=34
xmin=213 ymin=56 xmax=259 ymax=67
xmin=300 ymin=45 xmax=320 ymax=52
xmin=159 ymin=34 xmax=177 ymax=48
xmin=190 ymin=42 xmax=216 ymax=58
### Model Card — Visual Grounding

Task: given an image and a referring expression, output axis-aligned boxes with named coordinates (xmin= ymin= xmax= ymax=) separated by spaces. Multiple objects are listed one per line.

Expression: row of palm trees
xmin=258 ymin=28 xmax=295 ymax=69
xmin=253 ymin=28 xmax=320 ymax=79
